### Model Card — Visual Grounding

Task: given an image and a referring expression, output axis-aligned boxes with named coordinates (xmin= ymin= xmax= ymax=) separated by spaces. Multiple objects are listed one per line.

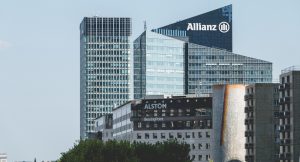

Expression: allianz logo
xmin=187 ymin=22 xmax=230 ymax=33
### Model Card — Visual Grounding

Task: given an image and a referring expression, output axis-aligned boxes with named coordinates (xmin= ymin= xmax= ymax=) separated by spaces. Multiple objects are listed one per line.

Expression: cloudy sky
xmin=0 ymin=0 xmax=300 ymax=161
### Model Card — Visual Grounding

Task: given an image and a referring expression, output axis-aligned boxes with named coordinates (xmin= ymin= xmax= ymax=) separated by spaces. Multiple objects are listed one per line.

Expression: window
xmin=186 ymin=121 xmax=191 ymax=128
xmin=162 ymin=122 xmax=166 ymax=128
xmin=192 ymin=155 xmax=195 ymax=160
xmin=207 ymin=120 xmax=211 ymax=128
xmin=206 ymin=154 xmax=210 ymax=161
xmin=198 ymin=143 xmax=202 ymax=150
xmin=145 ymin=133 xmax=149 ymax=139
xmin=169 ymin=133 xmax=174 ymax=138
xmin=186 ymin=132 xmax=191 ymax=138
xmin=170 ymin=109 xmax=175 ymax=116
xmin=138 ymin=122 xmax=142 ymax=128
xmin=206 ymin=131 xmax=210 ymax=138
xmin=153 ymin=133 xmax=157 ymax=139
xmin=198 ymin=132 xmax=202 ymax=138
xmin=146 ymin=122 xmax=150 ymax=128
xmin=198 ymin=155 xmax=202 ymax=161
xmin=154 ymin=110 xmax=158 ymax=117
xmin=178 ymin=109 xmax=183 ymax=116
xmin=162 ymin=109 xmax=166 ymax=116
xmin=137 ymin=133 xmax=141 ymax=139
xmin=192 ymin=144 xmax=195 ymax=150
xmin=161 ymin=133 xmax=165 ymax=139
xmin=177 ymin=132 xmax=182 ymax=138
xmin=206 ymin=143 xmax=210 ymax=149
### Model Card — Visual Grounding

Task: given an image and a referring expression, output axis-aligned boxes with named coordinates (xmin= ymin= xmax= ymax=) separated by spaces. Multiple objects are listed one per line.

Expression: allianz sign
xmin=187 ymin=22 xmax=230 ymax=33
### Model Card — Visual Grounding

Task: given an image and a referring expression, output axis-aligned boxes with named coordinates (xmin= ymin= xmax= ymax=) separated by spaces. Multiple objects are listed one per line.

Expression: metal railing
xmin=281 ymin=66 xmax=300 ymax=74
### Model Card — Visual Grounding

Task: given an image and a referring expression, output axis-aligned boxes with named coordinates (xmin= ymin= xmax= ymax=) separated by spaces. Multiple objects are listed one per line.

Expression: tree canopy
xmin=59 ymin=139 xmax=191 ymax=162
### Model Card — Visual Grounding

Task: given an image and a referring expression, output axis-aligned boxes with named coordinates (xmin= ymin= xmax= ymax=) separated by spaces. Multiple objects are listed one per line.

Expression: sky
xmin=0 ymin=0 xmax=300 ymax=161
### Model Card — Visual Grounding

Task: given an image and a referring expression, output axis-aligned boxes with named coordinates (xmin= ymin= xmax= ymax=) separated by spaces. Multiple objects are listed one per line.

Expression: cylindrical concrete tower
xmin=212 ymin=84 xmax=246 ymax=162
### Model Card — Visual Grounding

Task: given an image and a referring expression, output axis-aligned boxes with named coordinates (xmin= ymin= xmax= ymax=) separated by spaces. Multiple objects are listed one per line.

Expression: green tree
xmin=59 ymin=139 xmax=191 ymax=162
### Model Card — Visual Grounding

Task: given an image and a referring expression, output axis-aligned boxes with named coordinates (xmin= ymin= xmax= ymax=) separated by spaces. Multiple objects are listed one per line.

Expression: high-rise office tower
xmin=133 ymin=31 xmax=185 ymax=99
xmin=80 ymin=17 xmax=131 ymax=139
xmin=278 ymin=66 xmax=300 ymax=162
xmin=244 ymin=83 xmax=280 ymax=162
xmin=134 ymin=5 xmax=272 ymax=99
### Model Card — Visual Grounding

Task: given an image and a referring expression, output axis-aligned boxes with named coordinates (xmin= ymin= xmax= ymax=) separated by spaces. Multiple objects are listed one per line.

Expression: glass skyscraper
xmin=80 ymin=17 xmax=131 ymax=139
xmin=134 ymin=31 xmax=185 ymax=99
xmin=186 ymin=43 xmax=272 ymax=94
xmin=134 ymin=5 xmax=272 ymax=98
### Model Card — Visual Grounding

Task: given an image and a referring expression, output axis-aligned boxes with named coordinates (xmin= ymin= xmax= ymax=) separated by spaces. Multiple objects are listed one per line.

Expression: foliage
xmin=59 ymin=139 xmax=191 ymax=162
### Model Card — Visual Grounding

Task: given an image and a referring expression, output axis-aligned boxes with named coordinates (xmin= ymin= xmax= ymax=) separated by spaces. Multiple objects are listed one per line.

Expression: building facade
xmin=212 ymin=84 xmax=246 ymax=162
xmin=133 ymin=5 xmax=272 ymax=98
xmin=133 ymin=31 xmax=185 ymax=99
xmin=80 ymin=17 xmax=131 ymax=139
xmin=0 ymin=154 xmax=7 ymax=162
xmin=95 ymin=96 xmax=213 ymax=162
xmin=186 ymin=43 xmax=272 ymax=94
xmin=278 ymin=66 xmax=300 ymax=162
xmin=244 ymin=83 xmax=280 ymax=162
xmin=94 ymin=114 xmax=113 ymax=142
xmin=153 ymin=5 xmax=233 ymax=51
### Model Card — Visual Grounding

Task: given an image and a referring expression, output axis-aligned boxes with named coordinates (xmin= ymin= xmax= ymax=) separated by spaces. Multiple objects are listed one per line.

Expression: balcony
xmin=285 ymin=152 xmax=292 ymax=160
xmin=245 ymin=155 xmax=254 ymax=162
xmin=279 ymin=152 xmax=292 ymax=160
xmin=244 ymin=94 xmax=254 ymax=101
xmin=278 ymin=111 xmax=290 ymax=118
xmin=279 ymin=85 xmax=285 ymax=91
xmin=245 ymin=130 xmax=254 ymax=137
xmin=279 ymin=125 xmax=291 ymax=132
xmin=284 ymin=83 xmax=291 ymax=89
xmin=284 ymin=97 xmax=291 ymax=103
xmin=279 ymin=153 xmax=285 ymax=160
xmin=244 ymin=106 xmax=254 ymax=113
xmin=279 ymin=97 xmax=291 ymax=105
xmin=245 ymin=143 xmax=254 ymax=149
xmin=279 ymin=98 xmax=284 ymax=105
xmin=245 ymin=118 xmax=254 ymax=125
xmin=280 ymin=139 xmax=291 ymax=145
xmin=284 ymin=111 xmax=290 ymax=117
xmin=285 ymin=139 xmax=291 ymax=144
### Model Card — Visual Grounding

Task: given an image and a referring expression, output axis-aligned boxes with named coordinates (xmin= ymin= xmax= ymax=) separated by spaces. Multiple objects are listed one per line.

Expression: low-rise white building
xmin=95 ymin=96 xmax=212 ymax=162
xmin=0 ymin=153 xmax=7 ymax=162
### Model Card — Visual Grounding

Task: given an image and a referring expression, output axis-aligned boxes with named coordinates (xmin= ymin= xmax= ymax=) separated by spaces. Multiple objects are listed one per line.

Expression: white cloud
xmin=0 ymin=40 xmax=12 ymax=49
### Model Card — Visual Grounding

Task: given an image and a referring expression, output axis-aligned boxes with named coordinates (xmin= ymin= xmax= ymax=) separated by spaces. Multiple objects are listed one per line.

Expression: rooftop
xmin=281 ymin=66 xmax=300 ymax=74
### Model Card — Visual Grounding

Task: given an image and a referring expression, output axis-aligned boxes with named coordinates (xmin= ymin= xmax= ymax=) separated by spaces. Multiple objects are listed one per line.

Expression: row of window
xmin=133 ymin=109 xmax=211 ymax=117
xmin=86 ymin=81 xmax=128 ymax=87
xmin=85 ymin=94 xmax=128 ymax=100
xmin=136 ymin=131 xmax=210 ymax=139
xmin=134 ymin=120 xmax=211 ymax=130
xmin=85 ymin=50 xmax=129 ymax=56
xmin=87 ymin=88 xmax=129 ymax=93
xmin=85 ymin=44 xmax=130 ymax=49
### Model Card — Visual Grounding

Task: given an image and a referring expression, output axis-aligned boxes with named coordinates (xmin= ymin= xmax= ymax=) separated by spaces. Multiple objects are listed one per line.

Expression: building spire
xmin=144 ymin=21 xmax=147 ymax=31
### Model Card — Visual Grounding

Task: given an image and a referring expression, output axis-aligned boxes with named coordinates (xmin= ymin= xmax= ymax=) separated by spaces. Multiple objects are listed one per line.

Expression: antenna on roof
xmin=144 ymin=21 xmax=147 ymax=31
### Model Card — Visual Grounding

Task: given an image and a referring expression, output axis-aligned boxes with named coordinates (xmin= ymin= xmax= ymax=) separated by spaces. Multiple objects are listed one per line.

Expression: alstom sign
xmin=187 ymin=22 xmax=230 ymax=33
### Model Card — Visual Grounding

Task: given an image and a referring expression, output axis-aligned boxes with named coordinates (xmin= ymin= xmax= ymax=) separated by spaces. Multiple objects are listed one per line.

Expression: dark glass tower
xmin=145 ymin=5 xmax=272 ymax=96
xmin=80 ymin=17 xmax=131 ymax=139
xmin=153 ymin=5 xmax=232 ymax=51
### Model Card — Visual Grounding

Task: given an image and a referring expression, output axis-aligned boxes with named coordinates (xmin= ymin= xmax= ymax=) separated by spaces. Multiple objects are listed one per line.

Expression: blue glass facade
xmin=80 ymin=17 xmax=131 ymax=139
xmin=153 ymin=5 xmax=232 ymax=51
xmin=134 ymin=31 xmax=185 ymax=99
xmin=187 ymin=43 xmax=272 ymax=94
xmin=135 ymin=5 xmax=273 ymax=96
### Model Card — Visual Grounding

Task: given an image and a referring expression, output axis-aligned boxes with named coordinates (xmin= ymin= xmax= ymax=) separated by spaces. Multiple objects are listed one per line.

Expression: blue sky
xmin=0 ymin=0 xmax=300 ymax=161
